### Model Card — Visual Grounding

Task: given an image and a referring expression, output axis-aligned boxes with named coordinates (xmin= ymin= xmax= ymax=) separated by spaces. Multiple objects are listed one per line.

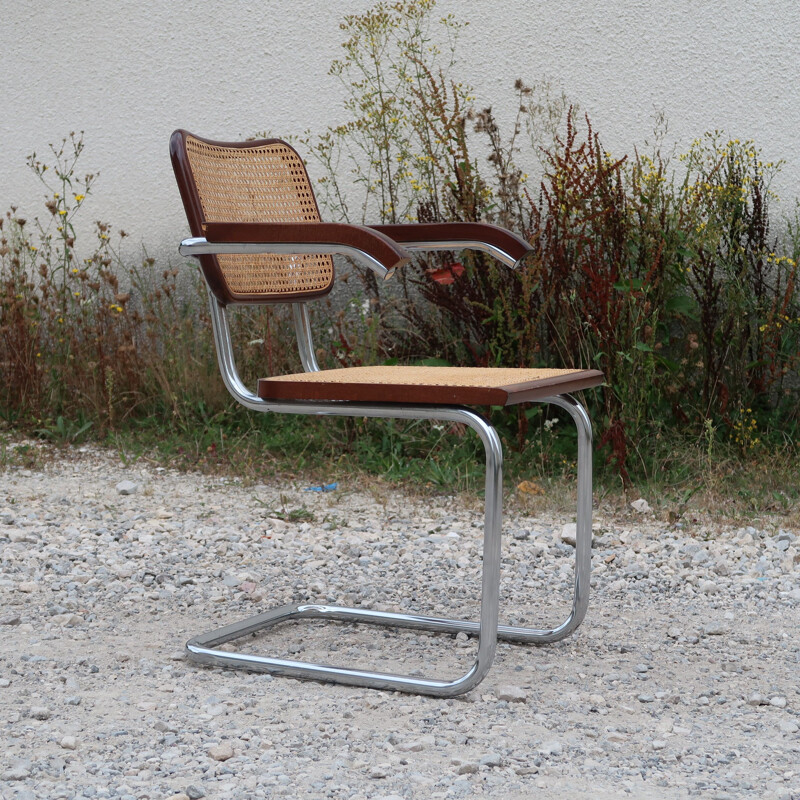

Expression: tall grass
xmin=2 ymin=2 xmax=800 ymax=492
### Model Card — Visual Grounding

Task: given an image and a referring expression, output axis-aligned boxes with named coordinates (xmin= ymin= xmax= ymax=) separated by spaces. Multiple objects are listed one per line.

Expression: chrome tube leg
xmin=491 ymin=393 xmax=593 ymax=644
xmin=186 ymin=407 xmax=503 ymax=697
xmin=291 ymin=303 xmax=321 ymax=373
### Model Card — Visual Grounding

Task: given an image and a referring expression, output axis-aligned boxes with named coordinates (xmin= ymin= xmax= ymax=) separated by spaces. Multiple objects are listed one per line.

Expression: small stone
xmin=497 ymin=685 xmax=527 ymax=703
xmin=17 ymin=581 xmax=37 ymax=593
xmin=0 ymin=509 xmax=15 ymax=524
xmin=65 ymin=696 xmax=81 ymax=706
xmin=166 ymin=795 xmax=190 ymax=800
xmin=513 ymin=529 xmax=531 ymax=540
xmin=3 ymin=762 xmax=31 ymax=780
xmin=652 ymin=740 xmax=667 ymax=751
xmin=588 ymin=693 xmax=606 ymax=707
xmin=703 ymin=622 xmax=727 ymax=636
xmin=185 ymin=786 xmax=206 ymax=800
xmin=0 ymin=613 xmax=21 ymax=626
xmin=30 ymin=705 xmax=51 ymax=720
xmin=456 ymin=762 xmax=479 ymax=775
xmin=207 ymin=742 xmax=234 ymax=761
xmin=538 ymin=740 xmax=563 ymax=756
xmin=60 ymin=735 xmax=78 ymax=750
xmin=369 ymin=764 xmax=390 ymax=779
xmin=672 ymin=725 xmax=691 ymax=735
xmin=770 ymin=696 xmax=788 ymax=708
xmin=779 ymin=720 xmax=799 ymax=734
xmin=0 ymin=678 xmax=11 ymax=688
xmin=638 ymin=694 xmax=655 ymax=703
xmin=396 ymin=734 xmax=435 ymax=752
xmin=747 ymin=693 xmax=766 ymax=706
xmin=116 ymin=480 xmax=139 ymax=495
xmin=699 ymin=580 xmax=719 ymax=594
xmin=560 ymin=523 xmax=577 ymax=546
xmin=630 ymin=498 xmax=651 ymax=513
xmin=667 ymin=626 xmax=682 ymax=639
xmin=479 ymin=752 xmax=502 ymax=767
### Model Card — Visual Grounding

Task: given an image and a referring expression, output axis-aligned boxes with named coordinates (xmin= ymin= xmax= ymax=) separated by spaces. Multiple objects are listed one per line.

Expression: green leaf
xmin=413 ymin=357 xmax=452 ymax=367
xmin=665 ymin=295 xmax=697 ymax=316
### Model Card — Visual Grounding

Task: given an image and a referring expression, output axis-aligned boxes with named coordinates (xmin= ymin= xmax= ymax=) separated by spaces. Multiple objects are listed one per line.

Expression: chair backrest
xmin=170 ymin=130 xmax=334 ymax=304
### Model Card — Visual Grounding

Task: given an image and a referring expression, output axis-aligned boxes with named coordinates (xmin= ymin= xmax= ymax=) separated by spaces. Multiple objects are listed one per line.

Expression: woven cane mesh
xmin=261 ymin=366 xmax=584 ymax=387
xmin=185 ymin=136 xmax=333 ymax=297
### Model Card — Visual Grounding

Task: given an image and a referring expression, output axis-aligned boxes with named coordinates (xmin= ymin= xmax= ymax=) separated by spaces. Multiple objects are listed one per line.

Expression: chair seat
xmin=258 ymin=365 xmax=604 ymax=406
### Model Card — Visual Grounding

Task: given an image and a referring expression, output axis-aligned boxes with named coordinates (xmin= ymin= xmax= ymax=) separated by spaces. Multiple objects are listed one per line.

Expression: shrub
xmin=308 ymin=0 xmax=800 ymax=482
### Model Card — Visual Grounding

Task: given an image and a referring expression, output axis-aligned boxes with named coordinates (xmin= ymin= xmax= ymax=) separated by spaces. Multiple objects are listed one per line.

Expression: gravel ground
xmin=1 ymin=446 xmax=799 ymax=800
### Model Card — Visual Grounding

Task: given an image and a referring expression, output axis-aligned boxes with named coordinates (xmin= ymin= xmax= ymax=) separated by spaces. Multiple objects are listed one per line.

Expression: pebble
xmin=560 ymin=523 xmax=577 ymax=546
xmin=538 ymin=740 xmax=563 ymax=757
xmin=770 ymin=696 xmax=788 ymax=708
xmin=396 ymin=734 xmax=435 ymax=752
xmin=630 ymin=498 xmax=651 ymax=513
xmin=0 ymin=445 xmax=798 ymax=799
xmin=207 ymin=742 xmax=234 ymax=761
xmin=703 ymin=622 xmax=727 ymax=636
xmin=496 ymin=685 xmax=528 ymax=703
xmin=115 ymin=480 xmax=139 ymax=495
xmin=3 ymin=762 xmax=31 ymax=780
xmin=29 ymin=705 xmax=51 ymax=720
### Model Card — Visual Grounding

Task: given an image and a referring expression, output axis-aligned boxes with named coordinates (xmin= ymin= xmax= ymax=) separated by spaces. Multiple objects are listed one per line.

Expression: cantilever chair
xmin=170 ymin=130 xmax=603 ymax=697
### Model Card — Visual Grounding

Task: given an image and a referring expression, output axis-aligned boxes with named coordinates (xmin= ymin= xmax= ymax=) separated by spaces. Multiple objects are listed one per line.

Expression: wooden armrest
xmin=369 ymin=222 xmax=533 ymax=269
xmin=201 ymin=221 xmax=411 ymax=275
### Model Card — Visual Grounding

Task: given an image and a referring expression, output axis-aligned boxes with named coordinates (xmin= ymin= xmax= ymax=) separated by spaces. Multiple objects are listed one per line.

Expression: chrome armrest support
xmin=206 ymin=287 xmax=269 ymax=412
xmin=292 ymin=303 xmax=320 ymax=373
xmin=180 ymin=237 xmax=397 ymax=281
xmin=398 ymin=239 xmax=523 ymax=270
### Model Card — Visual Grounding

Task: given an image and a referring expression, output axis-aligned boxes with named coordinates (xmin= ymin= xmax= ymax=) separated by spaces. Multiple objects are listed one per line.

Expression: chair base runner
xmin=186 ymin=599 xmax=583 ymax=697
xmin=185 ymin=391 xmax=593 ymax=697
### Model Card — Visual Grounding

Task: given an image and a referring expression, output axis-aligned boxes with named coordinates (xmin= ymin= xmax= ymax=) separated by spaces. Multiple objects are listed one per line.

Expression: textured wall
xmin=1 ymin=0 xmax=798 ymax=260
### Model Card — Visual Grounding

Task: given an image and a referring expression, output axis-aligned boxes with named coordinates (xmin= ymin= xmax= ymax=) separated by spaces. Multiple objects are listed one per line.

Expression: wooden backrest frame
xmin=170 ymin=129 xmax=335 ymax=305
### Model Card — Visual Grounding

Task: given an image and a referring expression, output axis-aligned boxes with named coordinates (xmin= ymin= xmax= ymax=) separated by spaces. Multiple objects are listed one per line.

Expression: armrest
xmin=370 ymin=222 xmax=533 ymax=270
xmin=180 ymin=221 xmax=411 ymax=280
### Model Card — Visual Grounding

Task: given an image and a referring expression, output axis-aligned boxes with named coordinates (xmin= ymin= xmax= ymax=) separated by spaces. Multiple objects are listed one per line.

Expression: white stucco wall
xmin=2 ymin=0 xmax=799 ymax=262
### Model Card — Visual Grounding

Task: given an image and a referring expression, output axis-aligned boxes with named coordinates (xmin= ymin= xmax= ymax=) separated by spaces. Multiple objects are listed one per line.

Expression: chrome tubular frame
xmin=397 ymin=239 xmax=526 ymax=270
xmin=291 ymin=304 xmax=320 ymax=373
xmin=179 ymin=237 xmax=397 ymax=280
xmin=183 ymin=292 xmax=593 ymax=695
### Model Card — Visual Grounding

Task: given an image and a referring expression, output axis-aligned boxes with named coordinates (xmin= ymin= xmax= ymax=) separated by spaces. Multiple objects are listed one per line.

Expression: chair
xmin=170 ymin=130 xmax=603 ymax=696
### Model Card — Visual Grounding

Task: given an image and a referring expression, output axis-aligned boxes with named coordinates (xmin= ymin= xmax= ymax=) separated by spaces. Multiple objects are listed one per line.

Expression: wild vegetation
xmin=2 ymin=0 xmax=799 ymax=516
